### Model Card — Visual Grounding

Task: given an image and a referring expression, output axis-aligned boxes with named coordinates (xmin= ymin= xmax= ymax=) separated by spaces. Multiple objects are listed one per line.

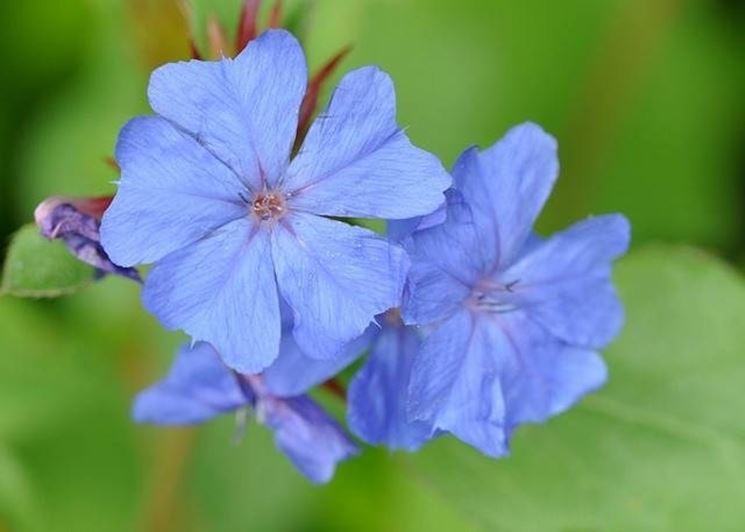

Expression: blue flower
xmin=34 ymin=196 xmax=141 ymax=282
xmin=100 ymin=29 xmax=450 ymax=373
xmin=261 ymin=302 xmax=375 ymax=396
xmin=402 ymin=123 xmax=630 ymax=457
xmin=134 ymin=342 xmax=358 ymax=484
xmin=347 ymin=310 xmax=434 ymax=451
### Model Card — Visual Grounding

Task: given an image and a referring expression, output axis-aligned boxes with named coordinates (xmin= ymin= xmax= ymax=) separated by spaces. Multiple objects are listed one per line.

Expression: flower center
xmin=251 ymin=192 xmax=286 ymax=221
xmin=467 ymin=279 xmax=520 ymax=314
xmin=382 ymin=307 xmax=403 ymax=327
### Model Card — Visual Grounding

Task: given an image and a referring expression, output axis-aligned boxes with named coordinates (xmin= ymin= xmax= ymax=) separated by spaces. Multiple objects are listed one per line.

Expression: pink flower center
xmin=251 ymin=192 xmax=286 ymax=221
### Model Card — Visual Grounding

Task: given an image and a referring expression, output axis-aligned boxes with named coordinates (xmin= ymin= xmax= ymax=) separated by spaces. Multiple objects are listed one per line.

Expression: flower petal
xmin=401 ymin=191 xmax=482 ymax=326
xmin=271 ymin=213 xmax=408 ymax=359
xmin=503 ymin=214 xmax=630 ymax=348
xmin=132 ymin=342 xmax=247 ymax=425
xmin=386 ymin=202 xmax=447 ymax=243
xmin=453 ymin=123 xmax=559 ymax=269
xmin=101 ymin=116 xmax=246 ymax=267
xmin=148 ymin=29 xmax=307 ymax=187
xmin=408 ymin=311 xmax=509 ymax=457
xmin=262 ymin=324 xmax=375 ymax=396
xmin=258 ymin=394 xmax=358 ymax=484
xmin=498 ymin=315 xmax=607 ymax=432
xmin=348 ymin=324 xmax=432 ymax=451
xmin=143 ymin=219 xmax=281 ymax=373
xmin=285 ymin=66 xmax=450 ymax=218
xmin=408 ymin=308 xmax=608 ymax=455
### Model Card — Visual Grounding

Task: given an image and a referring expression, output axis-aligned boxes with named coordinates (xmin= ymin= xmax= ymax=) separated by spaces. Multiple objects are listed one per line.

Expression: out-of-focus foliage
xmin=1 ymin=225 xmax=94 ymax=297
xmin=0 ymin=0 xmax=743 ymax=530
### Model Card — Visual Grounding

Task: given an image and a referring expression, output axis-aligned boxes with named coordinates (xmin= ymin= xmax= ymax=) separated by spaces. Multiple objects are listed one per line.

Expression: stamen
xmin=251 ymin=192 xmax=286 ymax=221
xmin=383 ymin=307 xmax=403 ymax=327
xmin=467 ymin=280 xmax=520 ymax=314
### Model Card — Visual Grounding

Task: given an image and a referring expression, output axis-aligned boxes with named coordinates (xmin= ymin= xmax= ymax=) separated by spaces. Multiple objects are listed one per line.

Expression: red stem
xmin=322 ymin=378 xmax=347 ymax=401
xmin=207 ymin=16 xmax=228 ymax=58
xmin=189 ymin=38 xmax=202 ymax=60
xmin=235 ymin=0 xmax=261 ymax=53
xmin=268 ymin=0 xmax=283 ymax=28
xmin=294 ymin=45 xmax=352 ymax=151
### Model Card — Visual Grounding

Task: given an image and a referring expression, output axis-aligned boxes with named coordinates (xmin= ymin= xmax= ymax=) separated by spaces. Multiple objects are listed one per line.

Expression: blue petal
xmin=408 ymin=311 xmax=508 ymax=457
xmin=348 ymin=323 xmax=432 ymax=451
xmin=502 ymin=214 xmax=630 ymax=348
xmin=258 ymin=394 xmax=358 ymax=484
xmin=133 ymin=342 xmax=247 ymax=425
xmin=271 ymin=213 xmax=408 ymax=359
xmin=101 ymin=117 xmax=246 ymax=267
xmin=453 ymin=123 xmax=559 ymax=269
xmin=148 ymin=29 xmax=307 ymax=187
xmin=401 ymin=192 xmax=481 ymax=325
xmin=143 ymin=219 xmax=281 ymax=373
xmin=263 ymin=324 xmax=375 ymax=396
xmin=386 ymin=202 xmax=447 ymax=243
xmin=37 ymin=201 xmax=141 ymax=281
xmin=285 ymin=66 xmax=450 ymax=218
xmin=498 ymin=314 xmax=607 ymax=432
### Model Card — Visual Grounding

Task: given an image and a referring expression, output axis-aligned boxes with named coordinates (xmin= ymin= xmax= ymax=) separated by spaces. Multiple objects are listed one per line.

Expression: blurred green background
xmin=0 ymin=0 xmax=744 ymax=530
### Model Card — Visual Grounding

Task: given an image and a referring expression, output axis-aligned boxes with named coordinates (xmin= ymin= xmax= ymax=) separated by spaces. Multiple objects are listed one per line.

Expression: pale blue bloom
xmin=134 ymin=342 xmax=357 ymax=483
xmin=101 ymin=29 xmax=450 ymax=373
xmin=261 ymin=303 xmax=375 ymax=396
xmin=403 ymin=123 xmax=630 ymax=457
xmin=347 ymin=311 xmax=433 ymax=451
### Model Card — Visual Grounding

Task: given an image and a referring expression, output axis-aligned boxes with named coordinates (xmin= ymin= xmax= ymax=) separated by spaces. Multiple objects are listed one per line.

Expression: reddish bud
xmin=35 ymin=196 xmax=112 ymax=225
xmin=34 ymin=196 xmax=141 ymax=282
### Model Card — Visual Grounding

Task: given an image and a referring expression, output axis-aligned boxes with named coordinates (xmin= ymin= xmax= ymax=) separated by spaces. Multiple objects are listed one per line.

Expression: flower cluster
xmin=37 ymin=24 xmax=629 ymax=483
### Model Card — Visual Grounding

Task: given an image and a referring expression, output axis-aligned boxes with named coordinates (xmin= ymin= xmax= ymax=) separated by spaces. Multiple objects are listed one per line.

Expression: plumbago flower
xmin=341 ymin=220 xmax=446 ymax=451
xmin=261 ymin=302 xmax=375 ymax=397
xmin=401 ymin=123 xmax=630 ymax=456
xmin=100 ymin=29 xmax=450 ymax=373
xmin=134 ymin=342 xmax=357 ymax=484
xmin=347 ymin=309 xmax=434 ymax=451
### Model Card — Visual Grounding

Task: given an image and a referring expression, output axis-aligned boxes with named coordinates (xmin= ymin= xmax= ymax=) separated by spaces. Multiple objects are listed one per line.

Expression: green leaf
xmin=1 ymin=224 xmax=94 ymax=298
xmin=0 ymin=444 xmax=36 ymax=531
xmin=408 ymin=245 xmax=745 ymax=531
